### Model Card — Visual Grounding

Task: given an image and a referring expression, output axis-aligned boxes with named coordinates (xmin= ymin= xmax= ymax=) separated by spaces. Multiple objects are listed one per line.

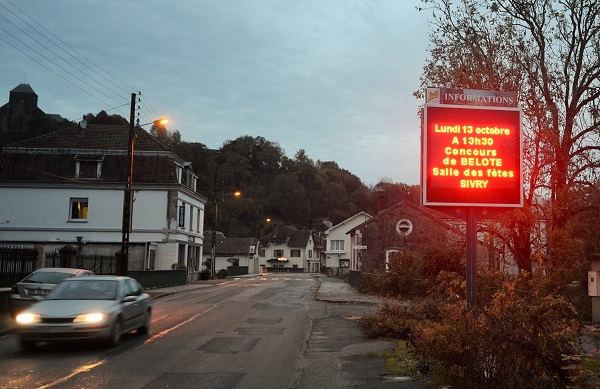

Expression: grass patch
xmin=582 ymin=356 xmax=600 ymax=384
xmin=370 ymin=340 xmax=422 ymax=378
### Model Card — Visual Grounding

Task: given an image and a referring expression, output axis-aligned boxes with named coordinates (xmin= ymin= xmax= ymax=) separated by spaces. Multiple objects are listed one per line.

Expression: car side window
xmin=124 ymin=279 xmax=141 ymax=296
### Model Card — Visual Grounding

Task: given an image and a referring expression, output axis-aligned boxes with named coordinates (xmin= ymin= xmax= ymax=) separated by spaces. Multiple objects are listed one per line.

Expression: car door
xmin=120 ymin=279 xmax=146 ymax=331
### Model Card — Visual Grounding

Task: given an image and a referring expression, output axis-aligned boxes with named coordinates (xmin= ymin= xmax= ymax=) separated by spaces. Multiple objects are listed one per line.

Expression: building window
xmin=70 ymin=198 xmax=88 ymax=221
xmin=309 ymin=250 xmax=313 ymax=258
xmin=75 ymin=155 xmax=103 ymax=179
xmin=274 ymin=249 xmax=284 ymax=258
xmin=148 ymin=247 xmax=156 ymax=270
xmin=197 ymin=209 xmax=202 ymax=233
xmin=290 ymin=250 xmax=301 ymax=257
xmin=330 ymin=240 xmax=345 ymax=251
xmin=189 ymin=205 xmax=194 ymax=231
xmin=175 ymin=164 xmax=183 ymax=183
xmin=259 ymin=249 xmax=266 ymax=257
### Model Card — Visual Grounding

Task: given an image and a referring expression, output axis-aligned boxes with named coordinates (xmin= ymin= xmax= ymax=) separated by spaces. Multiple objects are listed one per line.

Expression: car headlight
xmin=16 ymin=313 xmax=41 ymax=324
xmin=74 ymin=313 xmax=105 ymax=323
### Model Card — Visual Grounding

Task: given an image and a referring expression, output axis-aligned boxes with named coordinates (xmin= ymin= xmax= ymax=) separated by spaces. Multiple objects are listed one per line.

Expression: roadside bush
xmin=410 ymin=286 xmax=582 ymax=388
xmin=216 ymin=269 xmax=228 ymax=279
xmin=359 ymin=269 xmax=592 ymax=387
xmin=359 ymin=304 xmax=415 ymax=339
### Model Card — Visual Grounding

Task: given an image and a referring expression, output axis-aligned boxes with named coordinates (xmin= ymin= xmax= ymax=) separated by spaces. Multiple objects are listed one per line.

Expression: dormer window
xmin=74 ymin=155 xmax=104 ymax=179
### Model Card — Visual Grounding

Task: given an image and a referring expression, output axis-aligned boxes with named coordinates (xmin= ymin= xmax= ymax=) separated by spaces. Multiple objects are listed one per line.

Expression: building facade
xmin=0 ymin=124 xmax=207 ymax=279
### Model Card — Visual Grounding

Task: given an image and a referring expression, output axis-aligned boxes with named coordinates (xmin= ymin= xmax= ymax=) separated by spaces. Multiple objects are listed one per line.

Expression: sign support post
xmin=466 ymin=207 xmax=477 ymax=308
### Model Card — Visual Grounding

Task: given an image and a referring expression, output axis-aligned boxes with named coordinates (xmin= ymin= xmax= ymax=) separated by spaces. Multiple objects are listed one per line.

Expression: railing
xmin=0 ymin=246 xmax=38 ymax=287
xmin=45 ymin=253 xmax=116 ymax=275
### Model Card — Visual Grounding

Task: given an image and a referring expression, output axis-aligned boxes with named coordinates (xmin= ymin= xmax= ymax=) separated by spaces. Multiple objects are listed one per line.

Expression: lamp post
xmin=210 ymin=169 xmax=241 ymax=279
xmin=119 ymin=92 xmax=168 ymax=276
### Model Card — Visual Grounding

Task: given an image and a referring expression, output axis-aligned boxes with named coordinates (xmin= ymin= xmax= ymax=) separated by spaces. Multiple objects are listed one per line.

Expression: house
xmin=201 ymin=233 xmax=259 ymax=276
xmin=258 ymin=224 xmax=317 ymax=272
xmin=0 ymin=83 xmax=63 ymax=132
xmin=0 ymin=123 xmax=207 ymax=279
xmin=347 ymin=201 xmax=490 ymax=273
xmin=323 ymin=211 xmax=372 ymax=276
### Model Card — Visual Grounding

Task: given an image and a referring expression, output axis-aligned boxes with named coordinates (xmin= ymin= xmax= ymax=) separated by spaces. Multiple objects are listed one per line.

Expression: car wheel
xmin=105 ymin=318 xmax=123 ymax=348
xmin=19 ymin=338 xmax=36 ymax=351
xmin=137 ymin=310 xmax=151 ymax=335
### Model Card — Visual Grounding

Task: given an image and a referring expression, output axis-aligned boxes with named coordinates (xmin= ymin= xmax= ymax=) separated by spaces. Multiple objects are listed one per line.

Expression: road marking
xmin=37 ymin=360 xmax=107 ymax=389
xmin=146 ymin=305 xmax=217 ymax=344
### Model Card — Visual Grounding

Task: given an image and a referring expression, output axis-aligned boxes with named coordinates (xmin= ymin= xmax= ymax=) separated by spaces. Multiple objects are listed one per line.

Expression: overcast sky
xmin=0 ymin=0 xmax=430 ymax=186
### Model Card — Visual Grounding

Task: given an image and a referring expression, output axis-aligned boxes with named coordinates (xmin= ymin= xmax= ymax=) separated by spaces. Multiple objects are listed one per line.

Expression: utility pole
xmin=119 ymin=92 xmax=136 ymax=276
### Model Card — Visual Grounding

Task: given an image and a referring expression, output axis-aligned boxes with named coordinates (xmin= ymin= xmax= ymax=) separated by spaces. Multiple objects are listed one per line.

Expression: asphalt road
xmin=0 ymin=274 xmax=424 ymax=388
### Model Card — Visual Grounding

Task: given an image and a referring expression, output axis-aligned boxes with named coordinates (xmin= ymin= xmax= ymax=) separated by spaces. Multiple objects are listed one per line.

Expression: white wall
xmin=0 ymin=185 xmax=206 ymax=271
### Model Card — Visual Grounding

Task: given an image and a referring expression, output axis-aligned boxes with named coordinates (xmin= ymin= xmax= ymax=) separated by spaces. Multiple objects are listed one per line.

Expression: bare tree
xmin=417 ymin=0 xmax=600 ymax=271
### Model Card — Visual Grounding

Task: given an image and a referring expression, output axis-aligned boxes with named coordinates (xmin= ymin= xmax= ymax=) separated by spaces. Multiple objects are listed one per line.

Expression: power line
xmin=0 ymin=3 xmax=127 ymax=101
xmin=0 ymin=1 xmax=165 ymax=122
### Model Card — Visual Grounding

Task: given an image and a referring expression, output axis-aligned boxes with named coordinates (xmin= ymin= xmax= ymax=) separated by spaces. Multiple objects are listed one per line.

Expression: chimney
xmin=378 ymin=193 xmax=387 ymax=214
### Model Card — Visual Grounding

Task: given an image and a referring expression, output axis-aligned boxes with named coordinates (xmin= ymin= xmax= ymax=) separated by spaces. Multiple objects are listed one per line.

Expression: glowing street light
xmin=210 ymin=170 xmax=242 ymax=279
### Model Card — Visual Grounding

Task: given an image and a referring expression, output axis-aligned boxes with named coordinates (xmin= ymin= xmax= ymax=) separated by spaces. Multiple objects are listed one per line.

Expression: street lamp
xmin=119 ymin=92 xmax=168 ymax=276
xmin=210 ymin=169 xmax=241 ymax=279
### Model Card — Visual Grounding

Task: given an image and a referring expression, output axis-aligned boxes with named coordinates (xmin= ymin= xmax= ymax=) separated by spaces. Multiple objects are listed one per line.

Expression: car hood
xmin=26 ymin=300 xmax=119 ymax=317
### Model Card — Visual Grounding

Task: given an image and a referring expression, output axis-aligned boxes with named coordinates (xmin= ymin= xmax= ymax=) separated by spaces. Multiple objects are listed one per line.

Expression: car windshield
xmin=24 ymin=271 xmax=74 ymax=284
xmin=47 ymin=280 xmax=118 ymax=301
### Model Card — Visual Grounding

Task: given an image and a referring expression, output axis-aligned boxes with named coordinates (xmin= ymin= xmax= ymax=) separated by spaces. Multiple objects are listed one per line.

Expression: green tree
xmin=149 ymin=123 xmax=181 ymax=150
xmin=83 ymin=111 xmax=128 ymax=125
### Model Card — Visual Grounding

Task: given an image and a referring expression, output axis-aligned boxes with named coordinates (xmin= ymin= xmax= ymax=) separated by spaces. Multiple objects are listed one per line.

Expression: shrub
xmin=410 ymin=288 xmax=581 ymax=388
xmin=359 ymin=304 xmax=415 ymax=339
xmin=216 ymin=269 xmax=228 ymax=279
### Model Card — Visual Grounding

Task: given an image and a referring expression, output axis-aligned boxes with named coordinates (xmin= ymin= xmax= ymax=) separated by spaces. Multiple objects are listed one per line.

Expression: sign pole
xmin=466 ymin=207 xmax=477 ymax=309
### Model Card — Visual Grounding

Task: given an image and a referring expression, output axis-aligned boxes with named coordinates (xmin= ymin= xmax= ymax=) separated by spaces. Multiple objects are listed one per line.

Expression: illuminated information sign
xmin=422 ymin=104 xmax=523 ymax=207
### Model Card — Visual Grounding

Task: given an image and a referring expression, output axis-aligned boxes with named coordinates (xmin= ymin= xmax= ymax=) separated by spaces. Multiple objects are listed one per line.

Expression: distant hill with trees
xmin=1 ymin=110 xmax=415 ymax=238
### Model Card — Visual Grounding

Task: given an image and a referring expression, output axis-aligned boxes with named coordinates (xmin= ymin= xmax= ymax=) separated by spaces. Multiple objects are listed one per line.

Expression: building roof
xmin=288 ymin=230 xmax=312 ymax=247
xmin=10 ymin=83 xmax=36 ymax=94
xmin=325 ymin=211 xmax=372 ymax=234
xmin=203 ymin=237 xmax=258 ymax=256
xmin=5 ymin=124 xmax=171 ymax=154
xmin=0 ymin=124 xmax=184 ymax=184
xmin=347 ymin=200 xmax=465 ymax=236
xmin=259 ymin=225 xmax=312 ymax=248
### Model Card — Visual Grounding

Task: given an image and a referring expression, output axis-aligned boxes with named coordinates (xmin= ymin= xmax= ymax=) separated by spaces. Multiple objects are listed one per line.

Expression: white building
xmin=0 ymin=124 xmax=207 ymax=279
xmin=323 ymin=211 xmax=372 ymax=276
xmin=258 ymin=225 xmax=317 ymax=273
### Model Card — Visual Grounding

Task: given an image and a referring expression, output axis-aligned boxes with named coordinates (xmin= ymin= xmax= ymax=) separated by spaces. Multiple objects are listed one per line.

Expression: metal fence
xmin=44 ymin=252 xmax=116 ymax=275
xmin=0 ymin=246 xmax=38 ymax=287
xmin=1 ymin=248 xmax=186 ymax=290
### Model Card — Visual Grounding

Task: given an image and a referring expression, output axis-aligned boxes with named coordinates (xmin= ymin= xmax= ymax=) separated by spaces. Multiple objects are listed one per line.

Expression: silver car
xmin=14 ymin=276 xmax=152 ymax=350
xmin=9 ymin=267 xmax=95 ymax=319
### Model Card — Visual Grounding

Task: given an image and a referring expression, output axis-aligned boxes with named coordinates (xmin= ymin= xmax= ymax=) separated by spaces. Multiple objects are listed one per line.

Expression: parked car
xmin=14 ymin=275 xmax=151 ymax=350
xmin=9 ymin=267 xmax=95 ymax=319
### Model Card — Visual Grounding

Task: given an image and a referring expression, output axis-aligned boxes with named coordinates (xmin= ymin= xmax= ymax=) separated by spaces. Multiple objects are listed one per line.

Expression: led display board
xmin=422 ymin=104 xmax=523 ymax=207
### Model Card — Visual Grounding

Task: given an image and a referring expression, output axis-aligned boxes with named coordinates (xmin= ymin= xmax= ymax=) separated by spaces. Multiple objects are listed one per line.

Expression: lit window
xmin=70 ymin=198 xmax=88 ymax=221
